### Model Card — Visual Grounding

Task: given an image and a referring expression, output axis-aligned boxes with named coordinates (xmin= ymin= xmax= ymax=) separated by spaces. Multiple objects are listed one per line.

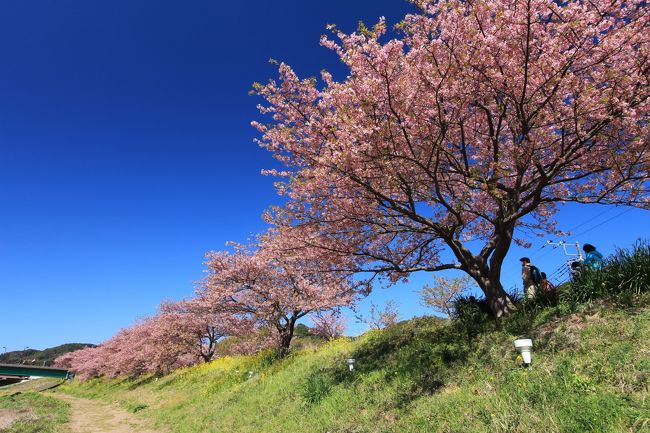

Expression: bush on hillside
xmin=300 ymin=316 xmax=464 ymax=408
xmin=560 ymin=240 xmax=650 ymax=308
xmin=450 ymin=295 xmax=493 ymax=342
xmin=448 ymin=241 xmax=649 ymax=336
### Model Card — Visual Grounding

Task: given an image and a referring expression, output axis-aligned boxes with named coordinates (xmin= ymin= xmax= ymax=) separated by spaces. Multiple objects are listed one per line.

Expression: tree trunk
xmin=478 ymin=277 xmax=517 ymax=318
xmin=277 ymin=317 xmax=297 ymax=357
xmin=449 ymin=225 xmax=517 ymax=318
xmin=458 ymin=250 xmax=516 ymax=318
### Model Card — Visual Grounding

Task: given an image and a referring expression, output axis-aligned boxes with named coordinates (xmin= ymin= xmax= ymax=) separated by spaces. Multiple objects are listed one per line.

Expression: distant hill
xmin=0 ymin=343 xmax=94 ymax=366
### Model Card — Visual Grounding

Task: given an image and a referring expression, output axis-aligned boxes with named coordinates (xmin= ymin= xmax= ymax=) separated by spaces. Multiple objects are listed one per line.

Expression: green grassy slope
xmin=59 ymin=297 xmax=650 ymax=433
xmin=0 ymin=392 xmax=69 ymax=433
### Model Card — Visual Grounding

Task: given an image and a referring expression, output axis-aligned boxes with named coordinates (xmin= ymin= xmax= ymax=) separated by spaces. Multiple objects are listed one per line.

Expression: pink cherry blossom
xmin=253 ymin=0 xmax=649 ymax=316
xmin=55 ymin=296 xmax=251 ymax=380
xmin=201 ymin=229 xmax=359 ymax=355
xmin=309 ymin=310 xmax=347 ymax=340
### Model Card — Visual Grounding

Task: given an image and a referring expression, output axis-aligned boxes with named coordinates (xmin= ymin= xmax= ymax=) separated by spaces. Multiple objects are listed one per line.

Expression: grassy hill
xmin=0 ymin=343 xmax=95 ymax=366
xmin=58 ymin=296 xmax=650 ymax=433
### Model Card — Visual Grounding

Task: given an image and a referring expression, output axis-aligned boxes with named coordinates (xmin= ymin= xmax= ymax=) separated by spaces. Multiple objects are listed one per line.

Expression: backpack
xmin=543 ymin=280 xmax=556 ymax=292
xmin=530 ymin=265 xmax=543 ymax=284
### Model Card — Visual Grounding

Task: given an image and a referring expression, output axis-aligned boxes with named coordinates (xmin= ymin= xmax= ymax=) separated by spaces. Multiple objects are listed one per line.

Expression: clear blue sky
xmin=0 ymin=0 xmax=647 ymax=351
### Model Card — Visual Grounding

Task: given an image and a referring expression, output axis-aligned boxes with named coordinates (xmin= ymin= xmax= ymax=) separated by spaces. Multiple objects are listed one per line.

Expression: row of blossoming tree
xmin=57 ymin=0 xmax=648 ymax=379
xmin=56 ymin=230 xmax=356 ymax=379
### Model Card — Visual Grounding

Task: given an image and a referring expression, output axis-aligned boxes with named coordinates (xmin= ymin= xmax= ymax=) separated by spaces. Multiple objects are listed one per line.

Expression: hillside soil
xmin=52 ymin=393 xmax=162 ymax=433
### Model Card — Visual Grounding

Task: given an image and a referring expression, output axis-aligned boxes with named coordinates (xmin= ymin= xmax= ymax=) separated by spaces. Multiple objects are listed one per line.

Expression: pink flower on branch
xmin=253 ymin=0 xmax=649 ymax=317
xmin=202 ymin=229 xmax=360 ymax=356
xmin=364 ymin=300 xmax=400 ymax=330
xmin=309 ymin=310 xmax=348 ymax=340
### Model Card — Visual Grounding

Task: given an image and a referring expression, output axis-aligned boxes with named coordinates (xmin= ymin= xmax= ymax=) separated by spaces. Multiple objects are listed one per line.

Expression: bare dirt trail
xmin=52 ymin=393 xmax=162 ymax=433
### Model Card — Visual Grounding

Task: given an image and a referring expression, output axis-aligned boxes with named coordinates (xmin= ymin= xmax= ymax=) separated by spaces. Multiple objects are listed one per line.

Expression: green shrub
xmin=604 ymin=240 xmax=650 ymax=296
xmin=560 ymin=240 xmax=650 ymax=309
xmin=450 ymin=295 xmax=493 ymax=342
xmin=300 ymin=371 xmax=335 ymax=406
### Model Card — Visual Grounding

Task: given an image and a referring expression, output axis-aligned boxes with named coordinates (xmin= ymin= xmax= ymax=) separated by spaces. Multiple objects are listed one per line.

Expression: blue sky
xmin=0 ymin=0 xmax=647 ymax=351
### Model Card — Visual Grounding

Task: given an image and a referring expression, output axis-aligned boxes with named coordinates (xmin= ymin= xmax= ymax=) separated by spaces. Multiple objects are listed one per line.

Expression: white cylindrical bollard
xmin=347 ymin=358 xmax=355 ymax=371
xmin=514 ymin=338 xmax=533 ymax=365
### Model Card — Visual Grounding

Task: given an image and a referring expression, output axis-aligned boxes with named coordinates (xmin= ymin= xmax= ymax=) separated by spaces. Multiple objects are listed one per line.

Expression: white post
xmin=514 ymin=339 xmax=533 ymax=366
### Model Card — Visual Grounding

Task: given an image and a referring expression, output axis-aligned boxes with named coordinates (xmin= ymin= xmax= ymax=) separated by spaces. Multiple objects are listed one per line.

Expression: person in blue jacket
xmin=583 ymin=244 xmax=604 ymax=270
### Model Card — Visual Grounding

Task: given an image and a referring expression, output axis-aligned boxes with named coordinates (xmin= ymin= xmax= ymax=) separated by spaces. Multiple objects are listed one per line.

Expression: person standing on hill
xmin=520 ymin=257 xmax=542 ymax=300
xmin=570 ymin=260 xmax=583 ymax=282
xmin=540 ymin=272 xmax=556 ymax=293
xmin=583 ymin=244 xmax=604 ymax=271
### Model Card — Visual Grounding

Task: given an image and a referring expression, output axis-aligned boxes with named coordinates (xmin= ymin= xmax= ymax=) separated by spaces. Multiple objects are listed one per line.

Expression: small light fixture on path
xmin=514 ymin=338 xmax=533 ymax=366
xmin=347 ymin=358 xmax=356 ymax=372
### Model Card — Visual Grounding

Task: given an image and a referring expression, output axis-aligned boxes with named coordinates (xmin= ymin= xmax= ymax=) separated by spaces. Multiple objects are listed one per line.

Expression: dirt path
xmin=52 ymin=393 xmax=162 ymax=433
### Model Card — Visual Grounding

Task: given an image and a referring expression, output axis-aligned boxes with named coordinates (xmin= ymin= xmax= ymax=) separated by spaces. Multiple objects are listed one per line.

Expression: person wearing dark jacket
xmin=570 ymin=260 xmax=583 ymax=281
xmin=520 ymin=257 xmax=540 ymax=299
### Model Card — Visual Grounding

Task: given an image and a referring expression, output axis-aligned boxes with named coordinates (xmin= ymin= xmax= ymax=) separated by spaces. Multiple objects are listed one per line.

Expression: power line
xmin=487 ymin=205 xmax=635 ymax=290
xmin=563 ymin=205 xmax=619 ymax=234
xmin=533 ymin=206 xmax=635 ymax=263
xmin=572 ymin=207 xmax=635 ymax=238
xmin=550 ymin=263 xmax=569 ymax=277
xmin=547 ymin=265 xmax=567 ymax=280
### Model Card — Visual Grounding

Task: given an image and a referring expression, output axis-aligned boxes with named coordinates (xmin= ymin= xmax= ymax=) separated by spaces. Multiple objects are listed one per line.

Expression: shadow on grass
xmin=301 ymin=316 xmax=470 ymax=407
xmin=126 ymin=375 xmax=160 ymax=390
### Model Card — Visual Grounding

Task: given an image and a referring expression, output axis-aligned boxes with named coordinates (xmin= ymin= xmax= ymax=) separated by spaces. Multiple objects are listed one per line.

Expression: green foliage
xmin=294 ymin=323 xmax=312 ymax=338
xmin=300 ymin=371 xmax=335 ymax=406
xmin=600 ymin=241 xmax=650 ymax=297
xmin=450 ymin=295 xmax=493 ymax=342
xmin=0 ymin=392 xmax=69 ymax=433
xmin=560 ymin=240 xmax=650 ymax=309
xmin=55 ymin=254 xmax=650 ymax=432
xmin=123 ymin=401 xmax=148 ymax=413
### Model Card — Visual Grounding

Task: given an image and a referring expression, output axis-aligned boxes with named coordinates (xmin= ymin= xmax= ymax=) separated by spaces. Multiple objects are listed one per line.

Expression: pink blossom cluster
xmin=55 ymin=297 xmax=252 ymax=380
xmin=56 ymin=0 xmax=649 ymax=378
xmin=309 ymin=311 xmax=348 ymax=340
xmin=201 ymin=229 xmax=359 ymax=355
xmin=253 ymin=0 xmax=649 ymax=317
xmin=57 ymin=229 xmax=358 ymax=379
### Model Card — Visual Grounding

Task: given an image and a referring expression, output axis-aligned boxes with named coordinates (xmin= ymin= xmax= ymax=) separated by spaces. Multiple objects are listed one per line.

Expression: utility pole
xmin=542 ymin=240 xmax=583 ymax=261
xmin=542 ymin=240 xmax=584 ymax=284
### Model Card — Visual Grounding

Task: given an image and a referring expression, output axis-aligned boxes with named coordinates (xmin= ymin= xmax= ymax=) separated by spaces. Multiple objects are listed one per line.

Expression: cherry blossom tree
xmin=217 ymin=327 xmax=278 ymax=357
xmin=56 ymin=297 xmax=250 ymax=379
xmin=365 ymin=300 xmax=400 ymax=330
xmin=420 ymin=275 xmax=473 ymax=317
xmin=253 ymin=0 xmax=649 ymax=317
xmin=202 ymin=230 xmax=358 ymax=356
xmin=159 ymin=298 xmax=252 ymax=363
xmin=309 ymin=310 xmax=348 ymax=340
xmin=55 ymin=346 xmax=104 ymax=381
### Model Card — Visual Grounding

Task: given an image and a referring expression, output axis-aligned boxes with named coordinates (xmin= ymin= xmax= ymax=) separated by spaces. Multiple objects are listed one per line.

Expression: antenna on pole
xmin=542 ymin=240 xmax=583 ymax=261
xmin=542 ymin=240 xmax=585 ymax=285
